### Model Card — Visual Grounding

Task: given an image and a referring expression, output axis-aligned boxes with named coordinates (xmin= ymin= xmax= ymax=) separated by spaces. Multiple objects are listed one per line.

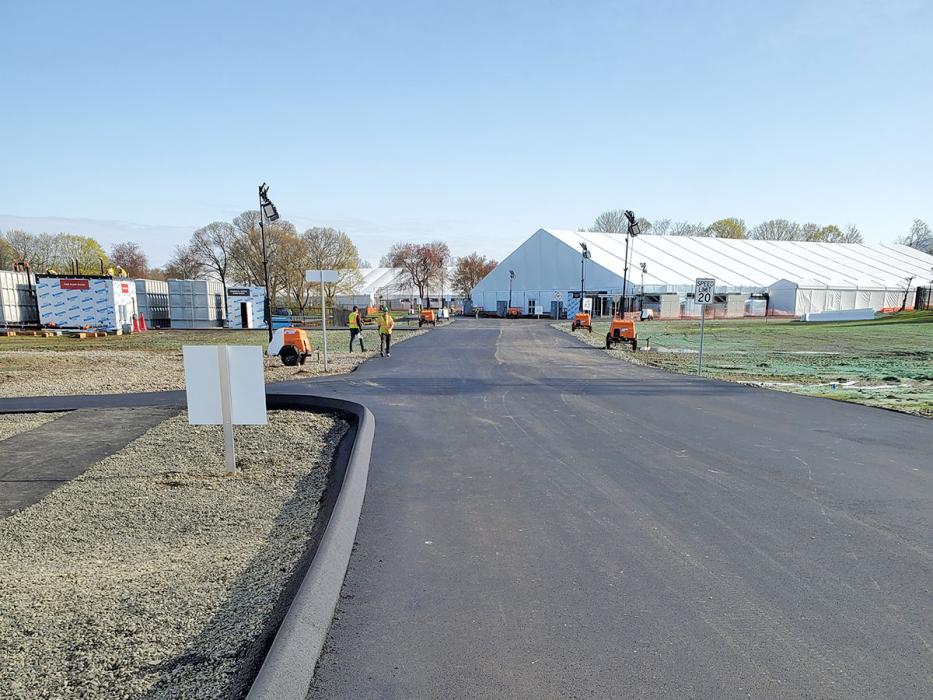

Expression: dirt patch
xmin=0 ymin=409 xmax=347 ymax=699
xmin=0 ymin=326 xmax=432 ymax=398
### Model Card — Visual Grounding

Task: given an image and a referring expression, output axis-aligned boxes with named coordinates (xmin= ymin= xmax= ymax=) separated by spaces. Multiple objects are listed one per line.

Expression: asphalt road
xmin=299 ymin=319 xmax=932 ymax=699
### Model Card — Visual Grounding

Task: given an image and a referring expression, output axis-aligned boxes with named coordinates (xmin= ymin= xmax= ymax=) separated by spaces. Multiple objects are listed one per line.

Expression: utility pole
xmin=258 ymin=183 xmax=279 ymax=342
xmin=508 ymin=269 xmax=515 ymax=308
xmin=579 ymin=243 xmax=590 ymax=314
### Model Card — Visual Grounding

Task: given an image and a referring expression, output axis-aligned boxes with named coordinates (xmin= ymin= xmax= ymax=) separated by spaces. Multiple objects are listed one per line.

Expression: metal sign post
xmin=306 ymin=269 xmax=340 ymax=372
xmin=694 ymin=278 xmax=715 ymax=375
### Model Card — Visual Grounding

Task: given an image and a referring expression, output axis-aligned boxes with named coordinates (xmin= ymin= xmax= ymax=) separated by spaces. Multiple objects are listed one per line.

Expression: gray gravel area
xmin=0 ymin=328 xmax=432 ymax=398
xmin=0 ymin=409 xmax=347 ymax=699
xmin=0 ymin=411 xmax=63 ymax=441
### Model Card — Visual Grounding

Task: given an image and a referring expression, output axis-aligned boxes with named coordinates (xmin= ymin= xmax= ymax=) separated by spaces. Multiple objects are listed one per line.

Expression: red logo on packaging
xmin=121 ymin=283 xmax=130 ymax=293
xmin=60 ymin=279 xmax=90 ymax=290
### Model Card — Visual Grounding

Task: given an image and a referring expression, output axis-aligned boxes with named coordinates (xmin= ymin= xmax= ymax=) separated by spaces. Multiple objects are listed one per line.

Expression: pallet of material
xmin=0 ymin=330 xmax=17 ymax=337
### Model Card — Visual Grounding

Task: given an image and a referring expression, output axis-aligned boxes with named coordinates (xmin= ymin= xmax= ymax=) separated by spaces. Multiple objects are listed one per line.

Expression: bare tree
xmin=842 ymin=224 xmax=864 ymax=244
xmin=163 ymin=243 xmax=204 ymax=279
xmin=110 ymin=241 xmax=149 ymax=277
xmin=669 ymin=221 xmax=709 ymax=237
xmin=0 ymin=236 xmax=15 ymax=269
xmin=300 ymin=226 xmax=363 ymax=306
xmin=589 ymin=210 xmax=628 ymax=233
xmin=230 ymin=210 xmax=296 ymax=306
xmin=452 ymin=252 xmax=497 ymax=298
xmin=650 ymin=219 xmax=671 ymax=236
xmin=897 ymin=219 xmax=933 ymax=254
xmin=190 ymin=221 xmax=237 ymax=316
xmin=749 ymin=219 xmax=802 ymax=241
xmin=382 ymin=241 xmax=450 ymax=304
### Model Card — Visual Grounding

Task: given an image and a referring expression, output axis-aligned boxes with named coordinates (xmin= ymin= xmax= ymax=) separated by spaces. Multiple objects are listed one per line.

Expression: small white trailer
xmin=36 ymin=275 xmax=138 ymax=331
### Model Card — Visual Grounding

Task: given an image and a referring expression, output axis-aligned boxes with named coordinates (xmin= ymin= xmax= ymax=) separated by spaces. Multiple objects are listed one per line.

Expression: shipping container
xmin=134 ymin=279 xmax=170 ymax=327
xmin=168 ymin=279 xmax=227 ymax=328
xmin=0 ymin=270 xmax=40 ymax=326
xmin=36 ymin=275 xmax=137 ymax=330
xmin=226 ymin=286 xmax=267 ymax=329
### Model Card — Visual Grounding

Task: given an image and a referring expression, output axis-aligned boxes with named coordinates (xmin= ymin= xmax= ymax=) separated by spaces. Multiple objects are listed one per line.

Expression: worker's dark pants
xmin=380 ymin=333 xmax=391 ymax=354
xmin=349 ymin=328 xmax=365 ymax=351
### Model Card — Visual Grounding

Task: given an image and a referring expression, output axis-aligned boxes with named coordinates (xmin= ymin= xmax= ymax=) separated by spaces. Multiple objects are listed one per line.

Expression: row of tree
xmin=0 ymin=224 xmax=499 ymax=308
xmin=588 ymin=211 xmax=866 ymax=243
xmin=588 ymin=212 xmax=933 ymax=253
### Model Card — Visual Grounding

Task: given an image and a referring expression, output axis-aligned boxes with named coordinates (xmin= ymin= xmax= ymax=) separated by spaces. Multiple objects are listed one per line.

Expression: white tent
xmin=335 ymin=268 xmax=452 ymax=310
xmin=471 ymin=229 xmax=933 ymax=317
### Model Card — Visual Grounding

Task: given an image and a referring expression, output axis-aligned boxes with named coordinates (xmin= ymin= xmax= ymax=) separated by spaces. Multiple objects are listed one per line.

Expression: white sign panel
xmin=694 ymin=278 xmax=715 ymax=305
xmin=582 ymin=297 xmax=593 ymax=312
xmin=305 ymin=269 xmax=340 ymax=283
xmin=554 ymin=291 xmax=562 ymax=301
xmin=183 ymin=345 xmax=267 ymax=425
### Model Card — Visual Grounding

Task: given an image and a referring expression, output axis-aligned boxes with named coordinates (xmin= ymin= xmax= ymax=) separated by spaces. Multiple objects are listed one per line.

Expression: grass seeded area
xmin=570 ymin=311 xmax=933 ymax=416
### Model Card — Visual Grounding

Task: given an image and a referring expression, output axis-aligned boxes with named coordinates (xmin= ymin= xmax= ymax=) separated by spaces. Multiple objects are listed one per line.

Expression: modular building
xmin=472 ymin=228 xmax=933 ymax=318
xmin=226 ymin=286 xmax=267 ymax=329
xmin=135 ymin=279 xmax=170 ymax=328
xmin=168 ymin=279 xmax=227 ymax=329
xmin=0 ymin=270 xmax=39 ymax=326
xmin=36 ymin=275 xmax=137 ymax=331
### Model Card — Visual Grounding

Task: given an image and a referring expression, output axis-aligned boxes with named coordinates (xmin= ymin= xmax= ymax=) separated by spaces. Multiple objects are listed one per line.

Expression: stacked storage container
xmin=0 ymin=270 xmax=39 ymax=326
xmin=135 ymin=279 xmax=170 ymax=328
xmin=168 ymin=279 xmax=227 ymax=329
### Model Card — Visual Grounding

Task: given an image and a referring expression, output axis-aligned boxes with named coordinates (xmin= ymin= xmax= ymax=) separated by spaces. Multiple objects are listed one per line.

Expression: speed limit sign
xmin=694 ymin=278 xmax=715 ymax=305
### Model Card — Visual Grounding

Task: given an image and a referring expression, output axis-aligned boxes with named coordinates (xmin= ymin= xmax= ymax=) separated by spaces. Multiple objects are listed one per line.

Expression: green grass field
xmin=585 ymin=311 xmax=933 ymax=416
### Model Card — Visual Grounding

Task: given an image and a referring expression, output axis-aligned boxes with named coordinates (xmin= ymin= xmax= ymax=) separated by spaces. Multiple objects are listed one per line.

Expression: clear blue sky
xmin=2 ymin=0 xmax=931 ymax=265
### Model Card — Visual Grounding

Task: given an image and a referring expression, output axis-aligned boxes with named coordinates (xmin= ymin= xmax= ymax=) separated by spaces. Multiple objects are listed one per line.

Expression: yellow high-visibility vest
xmin=348 ymin=311 xmax=360 ymax=329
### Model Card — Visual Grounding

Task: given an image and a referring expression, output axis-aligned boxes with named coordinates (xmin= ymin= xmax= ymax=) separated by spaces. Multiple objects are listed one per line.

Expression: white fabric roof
xmin=544 ymin=229 xmax=933 ymax=290
xmin=353 ymin=268 xmax=406 ymax=295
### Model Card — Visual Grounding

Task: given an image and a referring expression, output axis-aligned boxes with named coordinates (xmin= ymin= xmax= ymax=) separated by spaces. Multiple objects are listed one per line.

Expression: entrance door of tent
xmin=239 ymin=301 xmax=253 ymax=329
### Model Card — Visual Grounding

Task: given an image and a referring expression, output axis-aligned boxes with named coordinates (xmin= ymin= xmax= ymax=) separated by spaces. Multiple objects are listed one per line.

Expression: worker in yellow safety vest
xmin=348 ymin=305 xmax=366 ymax=352
xmin=377 ymin=306 xmax=395 ymax=357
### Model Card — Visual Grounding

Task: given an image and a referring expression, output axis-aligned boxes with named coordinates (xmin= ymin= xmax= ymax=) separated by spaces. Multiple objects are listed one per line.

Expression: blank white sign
xmin=183 ymin=345 xmax=267 ymax=425
xmin=305 ymin=269 xmax=340 ymax=283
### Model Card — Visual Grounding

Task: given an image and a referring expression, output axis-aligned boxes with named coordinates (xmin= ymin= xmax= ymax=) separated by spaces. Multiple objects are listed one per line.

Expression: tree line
xmin=1 ymin=223 xmax=500 ymax=309
xmin=587 ymin=211 xmax=933 ymax=252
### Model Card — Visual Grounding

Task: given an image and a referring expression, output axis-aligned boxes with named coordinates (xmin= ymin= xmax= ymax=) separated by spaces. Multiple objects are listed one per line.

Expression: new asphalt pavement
xmin=1 ymin=319 xmax=929 ymax=698
xmin=299 ymin=319 xmax=932 ymax=699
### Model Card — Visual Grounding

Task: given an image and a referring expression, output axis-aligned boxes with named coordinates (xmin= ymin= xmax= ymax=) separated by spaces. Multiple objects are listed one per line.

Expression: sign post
xmin=183 ymin=345 xmax=267 ymax=474
xmin=694 ymin=278 xmax=715 ymax=375
xmin=306 ymin=270 xmax=340 ymax=371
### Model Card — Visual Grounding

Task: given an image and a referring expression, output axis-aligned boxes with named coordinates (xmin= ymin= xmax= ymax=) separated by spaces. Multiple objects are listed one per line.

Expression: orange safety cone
xmin=132 ymin=315 xmax=140 ymax=333
xmin=139 ymin=314 xmax=147 ymax=331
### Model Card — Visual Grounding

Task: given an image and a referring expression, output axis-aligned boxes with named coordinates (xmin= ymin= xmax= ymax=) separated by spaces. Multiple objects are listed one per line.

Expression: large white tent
xmin=471 ymin=229 xmax=933 ymax=317
xmin=335 ymin=268 xmax=451 ymax=310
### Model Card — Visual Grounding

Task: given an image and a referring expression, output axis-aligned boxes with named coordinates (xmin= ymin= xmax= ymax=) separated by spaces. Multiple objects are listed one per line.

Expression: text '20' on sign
xmin=694 ymin=278 xmax=715 ymax=305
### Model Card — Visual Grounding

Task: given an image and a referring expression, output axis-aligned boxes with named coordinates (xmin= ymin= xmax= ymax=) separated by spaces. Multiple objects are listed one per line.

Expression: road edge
xmin=246 ymin=393 xmax=374 ymax=700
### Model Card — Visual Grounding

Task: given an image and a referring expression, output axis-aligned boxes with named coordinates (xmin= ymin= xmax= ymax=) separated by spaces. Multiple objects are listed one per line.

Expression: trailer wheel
xmin=280 ymin=346 xmax=300 ymax=367
xmin=570 ymin=322 xmax=577 ymax=331
xmin=418 ymin=319 xmax=423 ymax=328
xmin=605 ymin=333 xmax=612 ymax=349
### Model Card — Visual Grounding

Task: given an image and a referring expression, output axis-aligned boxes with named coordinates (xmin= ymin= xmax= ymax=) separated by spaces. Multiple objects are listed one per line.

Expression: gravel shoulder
xmin=0 ymin=412 xmax=63 ymax=441
xmin=0 ymin=409 xmax=347 ymax=699
xmin=0 ymin=326 xmax=433 ymax=398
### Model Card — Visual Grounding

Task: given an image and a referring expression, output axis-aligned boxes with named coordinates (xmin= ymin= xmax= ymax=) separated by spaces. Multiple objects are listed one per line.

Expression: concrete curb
xmin=0 ymin=388 xmax=375 ymax=698
xmin=247 ymin=393 xmax=374 ymax=700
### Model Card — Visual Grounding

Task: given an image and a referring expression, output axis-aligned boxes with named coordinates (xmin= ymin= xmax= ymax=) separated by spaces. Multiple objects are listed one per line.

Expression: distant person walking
xmin=348 ymin=305 xmax=366 ymax=352
xmin=377 ymin=307 xmax=395 ymax=357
